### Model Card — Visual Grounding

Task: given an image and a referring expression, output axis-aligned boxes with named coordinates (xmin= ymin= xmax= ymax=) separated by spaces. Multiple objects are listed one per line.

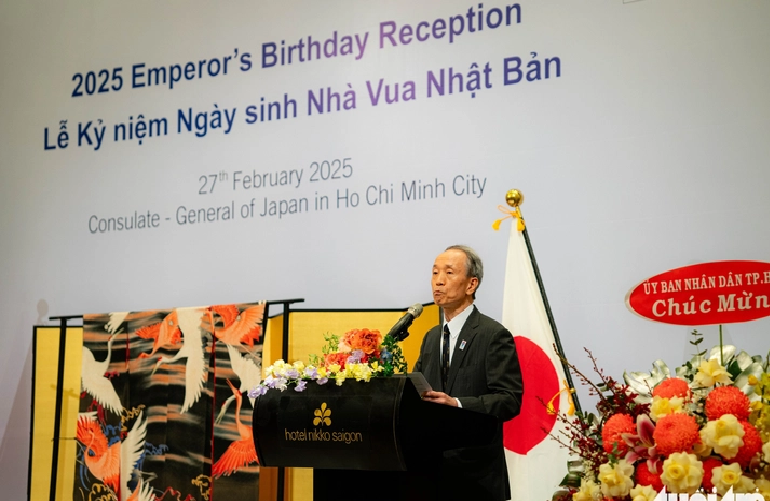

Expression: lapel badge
xmin=459 ymin=340 xmax=466 ymax=350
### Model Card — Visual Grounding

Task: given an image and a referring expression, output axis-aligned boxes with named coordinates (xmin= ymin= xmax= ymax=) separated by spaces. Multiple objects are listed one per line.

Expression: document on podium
xmin=408 ymin=372 xmax=432 ymax=396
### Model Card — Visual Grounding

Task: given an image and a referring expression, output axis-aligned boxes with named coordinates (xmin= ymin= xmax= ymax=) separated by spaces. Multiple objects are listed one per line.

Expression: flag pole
xmin=505 ymin=189 xmax=582 ymax=413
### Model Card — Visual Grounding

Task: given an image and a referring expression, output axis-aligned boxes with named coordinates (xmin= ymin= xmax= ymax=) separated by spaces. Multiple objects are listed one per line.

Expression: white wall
xmin=2 ymin=1 xmax=769 ymax=497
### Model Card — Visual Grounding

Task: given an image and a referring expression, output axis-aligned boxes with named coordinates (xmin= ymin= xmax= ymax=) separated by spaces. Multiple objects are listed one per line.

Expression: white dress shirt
xmin=440 ymin=303 xmax=474 ymax=365
xmin=440 ymin=304 xmax=474 ymax=407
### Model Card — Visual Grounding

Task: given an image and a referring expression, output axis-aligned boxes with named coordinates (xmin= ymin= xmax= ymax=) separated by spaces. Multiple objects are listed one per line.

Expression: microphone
xmin=387 ymin=304 xmax=423 ymax=341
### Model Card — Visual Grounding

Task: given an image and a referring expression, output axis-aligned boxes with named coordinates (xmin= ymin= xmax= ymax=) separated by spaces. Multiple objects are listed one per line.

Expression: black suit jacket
xmin=413 ymin=306 xmax=523 ymax=501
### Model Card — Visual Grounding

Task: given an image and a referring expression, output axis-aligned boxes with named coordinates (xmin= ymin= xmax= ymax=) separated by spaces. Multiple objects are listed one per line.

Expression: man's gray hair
xmin=445 ymin=245 xmax=483 ymax=297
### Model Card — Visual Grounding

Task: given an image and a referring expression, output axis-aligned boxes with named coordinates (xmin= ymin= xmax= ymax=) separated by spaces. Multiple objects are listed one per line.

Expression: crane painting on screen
xmin=212 ymin=379 xmax=258 ymax=477
xmin=81 ymin=333 xmax=124 ymax=415
xmin=151 ymin=307 xmax=207 ymax=414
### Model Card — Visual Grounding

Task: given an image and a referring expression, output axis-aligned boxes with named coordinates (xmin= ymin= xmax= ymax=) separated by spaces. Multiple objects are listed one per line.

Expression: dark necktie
xmin=442 ymin=324 xmax=450 ymax=390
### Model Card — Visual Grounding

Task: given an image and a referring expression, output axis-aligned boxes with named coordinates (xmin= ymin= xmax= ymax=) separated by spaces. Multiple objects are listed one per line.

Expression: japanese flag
xmin=500 ymin=218 xmax=573 ymax=501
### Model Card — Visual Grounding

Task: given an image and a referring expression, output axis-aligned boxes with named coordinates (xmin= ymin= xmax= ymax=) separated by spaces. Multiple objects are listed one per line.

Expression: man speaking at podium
xmin=414 ymin=245 xmax=523 ymax=501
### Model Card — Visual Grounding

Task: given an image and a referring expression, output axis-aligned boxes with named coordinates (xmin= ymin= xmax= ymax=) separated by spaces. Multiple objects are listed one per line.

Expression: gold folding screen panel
xmin=29 ymin=326 xmax=83 ymax=501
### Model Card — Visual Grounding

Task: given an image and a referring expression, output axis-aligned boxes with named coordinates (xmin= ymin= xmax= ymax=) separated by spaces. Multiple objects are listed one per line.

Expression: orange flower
xmin=602 ymin=414 xmax=635 ymax=455
xmin=324 ymin=352 xmax=348 ymax=369
xmin=701 ymin=457 xmax=724 ymax=491
xmin=635 ymin=460 xmax=664 ymax=491
xmin=652 ymin=378 xmax=691 ymax=400
xmin=342 ymin=328 xmax=382 ymax=357
xmin=653 ymin=414 xmax=700 ymax=456
xmin=732 ymin=421 xmax=762 ymax=468
xmin=705 ymin=386 xmax=750 ymax=421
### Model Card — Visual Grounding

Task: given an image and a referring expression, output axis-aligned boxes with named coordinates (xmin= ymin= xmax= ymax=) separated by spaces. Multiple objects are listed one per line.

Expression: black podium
xmin=253 ymin=375 xmax=497 ymax=501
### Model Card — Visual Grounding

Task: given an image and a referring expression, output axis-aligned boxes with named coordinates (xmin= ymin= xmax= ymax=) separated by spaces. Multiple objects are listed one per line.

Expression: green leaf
xmin=727 ymin=360 xmax=742 ymax=379
xmin=624 ymin=360 xmax=670 ymax=403
xmin=734 ymin=361 xmax=764 ymax=399
xmin=560 ymin=473 xmax=583 ymax=488
xmin=708 ymin=344 xmax=736 ymax=364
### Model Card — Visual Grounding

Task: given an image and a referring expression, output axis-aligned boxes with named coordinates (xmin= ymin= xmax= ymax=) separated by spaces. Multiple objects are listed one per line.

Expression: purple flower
xmin=264 ymin=375 xmax=277 ymax=388
xmin=285 ymin=368 xmax=300 ymax=379
xmin=347 ymin=349 xmax=364 ymax=365
xmin=274 ymin=376 xmax=288 ymax=391
xmin=295 ymin=380 xmax=308 ymax=392
xmin=303 ymin=367 xmax=317 ymax=378
xmin=248 ymin=385 xmax=268 ymax=398
xmin=316 ymin=377 xmax=328 ymax=385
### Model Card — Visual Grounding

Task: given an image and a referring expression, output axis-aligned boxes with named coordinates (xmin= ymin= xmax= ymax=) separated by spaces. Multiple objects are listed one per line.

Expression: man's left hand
xmin=422 ymin=391 xmax=458 ymax=406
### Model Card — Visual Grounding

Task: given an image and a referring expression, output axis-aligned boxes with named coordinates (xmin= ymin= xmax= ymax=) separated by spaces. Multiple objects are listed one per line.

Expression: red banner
xmin=626 ymin=261 xmax=770 ymax=326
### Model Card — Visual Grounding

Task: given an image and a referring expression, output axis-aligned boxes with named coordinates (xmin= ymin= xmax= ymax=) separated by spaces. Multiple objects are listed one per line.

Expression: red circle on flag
xmin=503 ymin=335 xmax=560 ymax=454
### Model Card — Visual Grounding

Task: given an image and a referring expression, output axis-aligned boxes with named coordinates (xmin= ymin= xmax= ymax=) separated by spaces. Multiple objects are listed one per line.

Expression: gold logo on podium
xmin=313 ymin=402 xmax=332 ymax=426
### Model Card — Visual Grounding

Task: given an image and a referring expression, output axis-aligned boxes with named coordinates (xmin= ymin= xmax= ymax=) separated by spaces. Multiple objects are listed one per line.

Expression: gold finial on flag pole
xmin=505 ymin=189 xmax=524 ymax=208
xmin=493 ymin=189 xmax=526 ymax=231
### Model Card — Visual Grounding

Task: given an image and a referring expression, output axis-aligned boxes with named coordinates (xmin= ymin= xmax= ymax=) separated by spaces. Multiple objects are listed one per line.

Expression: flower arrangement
xmin=554 ymin=330 xmax=770 ymax=500
xmin=249 ymin=328 xmax=408 ymax=397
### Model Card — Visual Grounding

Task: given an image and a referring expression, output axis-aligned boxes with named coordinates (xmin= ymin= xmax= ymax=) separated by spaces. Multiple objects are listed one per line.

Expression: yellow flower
xmin=327 ymin=363 xmax=341 ymax=374
xmin=749 ymin=374 xmax=760 ymax=386
xmin=370 ymin=361 xmax=382 ymax=372
xmin=711 ymin=463 xmax=741 ymax=494
xmin=711 ymin=463 xmax=756 ymax=494
xmin=739 ymin=476 xmax=757 ymax=494
xmin=316 ymin=367 xmax=327 ymax=378
xmin=752 ymin=403 xmax=770 ymax=438
xmin=266 ymin=360 xmax=285 ymax=376
xmin=629 ymin=484 xmax=657 ymax=501
xmin=692 ymin=440 xmax=713 ymax=458
xmin=293 ymin=360 xmax=305 ymax=372
xmin=347 ymin=363 xmax=373 ymax=382
xmin=763 ymin=441 xmax=770 ymax=463
xmin=598 ymin=460 xmax=634 ymax=498
xmin=346 ymin=363 xmax=370 ymax=381
xmin=700 ymin=414 xmax=745 ymax=459
xmin=268 ymin=359 xmax=289 ymax=377
xmin=650 ymin=395 xmax=685 ymax=422
xmin=755 ymin=478 xmax=770 ymax=501
xmin=335 ymin=374 xmax=346 ymax=386
xmin=572 ymin=479 xmax=600 ymax=501
xmin=761 ymin=374 xmax=770 ymax=399
xmin=660 ymin=452 xmax=703 ymax=494
xmin=694 ymin=358 xmax=731 ymax=387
